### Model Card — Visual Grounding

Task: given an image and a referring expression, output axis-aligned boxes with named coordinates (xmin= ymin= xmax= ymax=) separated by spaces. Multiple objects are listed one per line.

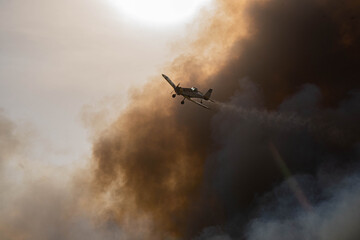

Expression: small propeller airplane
xmin=162 ymin=74 xmax=214 ymax=109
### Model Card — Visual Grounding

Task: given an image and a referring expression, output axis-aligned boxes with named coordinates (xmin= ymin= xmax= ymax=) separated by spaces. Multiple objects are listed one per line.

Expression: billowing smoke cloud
xmin=91 ymin=0 xmax=359 ymax=239
xmin=0 ymin=111 xmax=129 ymax=239
xmin=195 ymin=81 xmax=359 ymax=239
xmin=245 ymin=171 xmax=360 ymax=240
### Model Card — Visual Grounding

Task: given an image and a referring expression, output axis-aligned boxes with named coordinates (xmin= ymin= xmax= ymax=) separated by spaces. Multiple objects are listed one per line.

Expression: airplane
xmin=162 ymin=74 xmax=214 ymax=109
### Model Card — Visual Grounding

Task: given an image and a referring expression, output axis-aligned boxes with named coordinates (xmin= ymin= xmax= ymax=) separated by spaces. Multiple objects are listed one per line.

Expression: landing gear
xmin=180 ymin=97 xmax=185 ymax=105
xmin=172 ymin=94 xmax=176 ymax=98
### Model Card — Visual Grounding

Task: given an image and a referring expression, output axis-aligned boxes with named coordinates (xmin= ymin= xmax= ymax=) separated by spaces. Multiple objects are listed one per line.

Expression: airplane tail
xmin=204 ymin=89 xmax=213 ymax=100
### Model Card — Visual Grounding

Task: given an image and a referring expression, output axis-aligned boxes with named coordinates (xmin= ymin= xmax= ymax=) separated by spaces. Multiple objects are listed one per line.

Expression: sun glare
xmin=110 ymin=0 xmax=212 ymax=26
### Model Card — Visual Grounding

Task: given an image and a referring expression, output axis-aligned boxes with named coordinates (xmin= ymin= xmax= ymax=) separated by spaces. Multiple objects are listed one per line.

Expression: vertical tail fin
xmin=204 ymin=89 xmax=213 ymax=100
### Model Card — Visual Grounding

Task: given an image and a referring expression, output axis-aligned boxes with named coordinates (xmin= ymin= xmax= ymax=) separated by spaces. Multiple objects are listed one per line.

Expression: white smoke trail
xmin=212 ymin=100 xmax=347 ymax=145
xmin=215 ymin=101 xmax=311 ymax=130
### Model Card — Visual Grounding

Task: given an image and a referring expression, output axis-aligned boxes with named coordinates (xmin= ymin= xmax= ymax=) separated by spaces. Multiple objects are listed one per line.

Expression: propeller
xmin=171 ymin=83 xmax=180 ymax=94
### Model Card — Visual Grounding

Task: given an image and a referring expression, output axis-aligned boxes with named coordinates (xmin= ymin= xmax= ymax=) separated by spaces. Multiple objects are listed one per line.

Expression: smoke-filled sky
xmin=1 ymin=0 xmax=359 ymax=239
xmin=0 ymin=0 xmax=206 ymax=166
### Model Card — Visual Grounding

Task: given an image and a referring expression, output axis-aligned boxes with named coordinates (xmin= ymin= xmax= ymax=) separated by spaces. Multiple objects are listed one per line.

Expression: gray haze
xmin=0 ymin=0 xmax=186 ymax=166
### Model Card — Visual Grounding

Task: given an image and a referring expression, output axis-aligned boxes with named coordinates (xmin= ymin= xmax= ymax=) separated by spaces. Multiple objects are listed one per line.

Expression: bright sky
xmin=110 ymin=0 xmax=212 ymax=26
xmin=0 ymin=0 xmax=213 ymax=167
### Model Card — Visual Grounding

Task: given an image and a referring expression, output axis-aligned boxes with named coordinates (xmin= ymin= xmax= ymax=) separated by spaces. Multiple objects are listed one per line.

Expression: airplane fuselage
xmin=175 ymin=87 xmax=204 ymax=99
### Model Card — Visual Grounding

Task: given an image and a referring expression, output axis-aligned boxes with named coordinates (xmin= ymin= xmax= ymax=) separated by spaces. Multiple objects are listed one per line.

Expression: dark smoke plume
xmin=91 ymin=0 xmax=360 ymax=238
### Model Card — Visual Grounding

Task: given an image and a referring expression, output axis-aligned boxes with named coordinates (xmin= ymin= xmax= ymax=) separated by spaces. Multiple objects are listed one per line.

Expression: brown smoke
xmin=91 ymin=0 xmax=359 ymax=238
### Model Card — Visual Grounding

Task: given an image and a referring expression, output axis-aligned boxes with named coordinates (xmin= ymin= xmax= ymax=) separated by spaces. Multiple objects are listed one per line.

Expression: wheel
xmin=181 ymin=100 xmax=185 ymax=104
xmin=172 ymin=94 xmax=176 ymax=98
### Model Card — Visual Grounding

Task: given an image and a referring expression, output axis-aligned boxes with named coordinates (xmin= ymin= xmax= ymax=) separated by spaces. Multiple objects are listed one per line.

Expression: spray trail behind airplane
xmin=215 ymin=101 xmax=310 ymax=129
xmin=212 ymin=99 xmax=350 ymax=147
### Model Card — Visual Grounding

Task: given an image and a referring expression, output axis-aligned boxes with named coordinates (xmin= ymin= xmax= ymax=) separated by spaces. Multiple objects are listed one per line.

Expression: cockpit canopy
xmin=191 ymin=87 xmax=198 ymax=92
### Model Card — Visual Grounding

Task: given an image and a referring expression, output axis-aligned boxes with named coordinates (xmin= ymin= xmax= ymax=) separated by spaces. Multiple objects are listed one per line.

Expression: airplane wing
xmin=186 ymin=97 xmax=210 ymax=109
xmin=162 ymin=74 xmax=176 ymax=89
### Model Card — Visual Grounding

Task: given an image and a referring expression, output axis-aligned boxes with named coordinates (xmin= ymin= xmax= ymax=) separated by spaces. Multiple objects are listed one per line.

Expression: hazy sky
xmin=0 ymin=0 xmax=211 ymax=166
xmin=0 ymin=1 xmax=214 ymax=238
